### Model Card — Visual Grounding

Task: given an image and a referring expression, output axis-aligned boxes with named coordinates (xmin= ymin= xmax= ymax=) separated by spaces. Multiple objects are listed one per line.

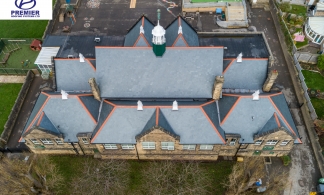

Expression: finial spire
xmin=157 ymin=9 xmax=161 ymax=21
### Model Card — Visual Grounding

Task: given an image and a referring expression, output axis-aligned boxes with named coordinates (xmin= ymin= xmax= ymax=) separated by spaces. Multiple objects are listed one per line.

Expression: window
xmin=142 ymin=142 xmax=155 ymax=149
xmin=229 ymin=139 xmax=237 ymax=146
xmin=280 ymin=140 xmax=290 ymax=146
xmin=200 ymin=145 xmax=213 ymax=150
xmin=182 ymin=145 xmax=196 ymax=150
xmin=81 ymin=138 xmax=89 ymax=144
xmin=161 ymin=142 xmax=174 ymax=150
xmin=265 ymin=140 xmax=278 ymax=145
xmin=255 ymin=140 xmax=263 ymax=145
xmin=54 ymin=138 xmax=63 ymax=145
xmin=40 ymin=138 xmax=53 ymax=145
xmin=103 ymin=144 xmax=117 ymax=149
xmin=30 ymin=139 xmax=40 ymax=145
xmin=121 ymin=144 xmax=135 ymax=149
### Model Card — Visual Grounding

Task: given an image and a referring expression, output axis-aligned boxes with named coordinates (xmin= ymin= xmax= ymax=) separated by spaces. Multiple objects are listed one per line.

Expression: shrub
xmin=318 ymin=55 xmax=324 ymax=71
xmin=281 ymin=155 xmax=291 ymax=166
xmin=280 ymin=2 xmax=291 ymax=12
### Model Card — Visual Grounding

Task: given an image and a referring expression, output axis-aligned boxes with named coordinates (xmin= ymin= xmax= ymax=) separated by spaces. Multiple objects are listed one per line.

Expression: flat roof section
xmin=199 ymin=33 xmax=270 ymax=58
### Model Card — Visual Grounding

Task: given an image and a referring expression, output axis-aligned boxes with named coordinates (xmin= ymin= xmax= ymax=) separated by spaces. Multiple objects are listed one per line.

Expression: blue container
xmin=216 ymin=8 xmax=222 ymax=14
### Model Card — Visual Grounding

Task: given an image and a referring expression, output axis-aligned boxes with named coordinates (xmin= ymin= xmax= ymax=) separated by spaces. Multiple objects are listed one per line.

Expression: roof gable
xmin=21 ymin=93 xmax=97 ymax=142
xmin=219 ymin=93 xmax=300 ymax=143
xmin=173 ymin=35 xmax=188 ymax=47
xmin=218 ymin=95 xmax=239 ymax=122
xmin=91 ymin=101 xmax=115 ymax=139
xmin=37 ymin=112 xmax=61 ymax=135
xmin=124 ymin=16 xmax=154 ymax=47
xmin=134 ymin=34 xmax=150 ymax=47
xmin=166 ymin=16 xmax=199 ymax=47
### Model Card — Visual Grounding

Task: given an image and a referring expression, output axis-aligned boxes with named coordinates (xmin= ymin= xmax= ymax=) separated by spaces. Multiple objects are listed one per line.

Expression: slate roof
xmin=165 ymin=16 xmax=199 ymax=47
xmin=219 ymin=93 xmax=300 ymax=143
xmin=124 ymin=16 xmax=154 ymax=47
xmin=21 ymin=92 xmax=100 ymax=142
xmin=199 ymin=34 xmax=270 ymax=58
xmin=42 ymin=35 xmax=125 ymax=58
xmin=95 ymin=47 xmax=224 ymax=98
xmin=91 ymin=100 xmax=226 ymax=144
xmin=222 ymin=58 xmax=268 ymax=90
xmin=36 ymin=112 xmax=61 ymax=135
xmin=55 ymin=59 xmax=96 ymax=92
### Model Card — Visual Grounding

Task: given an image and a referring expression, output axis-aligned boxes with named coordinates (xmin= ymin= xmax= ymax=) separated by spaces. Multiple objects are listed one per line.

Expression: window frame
xmin=255 ymin=140 xmax=263 ymax=145
xmin=199 ymin=144 xmax=214 ymax=150
xmin=229 ymin=138 xmax=237 ymax=146
xmin=182 ymin=145 xmax=196 ymax=150
xmin=30 ymin=139 xmax=40 ymax=145
xmin=142 ymin=142 xmax=155 ymax=150
xmin=81 ymin=138 xmax=89 ymax=144
xmin=103 ymin=144 xmax=118 ymax=149
xmin=40 ymin=138 xmax=53 ymax=145
xmin=280 ymin=140 xmax=290 ymax=146
xmin=265 ymin=140 xmax=278 ymax=146
xmin=161 ymin=142 xmax=175 ymax=150
xmin=121 ymin=144 xmax=135 ymax=149
xmin=54 ymin=138 xmax=63 ymax=145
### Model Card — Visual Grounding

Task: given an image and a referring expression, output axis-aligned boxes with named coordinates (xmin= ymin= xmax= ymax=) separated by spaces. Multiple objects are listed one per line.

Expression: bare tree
xmin=224 ymin=157 xmax=288 ymax=195
xmin=0 ymin=154 xmax=63 ymax=194
xmin=71 ymin=158 xmax=130 ymax=195
xmin=140 ymin=161 xmax=211 ymax=195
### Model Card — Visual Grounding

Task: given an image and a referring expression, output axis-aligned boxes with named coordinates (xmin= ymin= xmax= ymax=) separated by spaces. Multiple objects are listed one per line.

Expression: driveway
xmin=246 ymin=1 xmax=321 ymax=194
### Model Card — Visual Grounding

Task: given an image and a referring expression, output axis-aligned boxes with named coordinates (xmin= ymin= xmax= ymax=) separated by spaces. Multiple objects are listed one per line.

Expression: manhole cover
xmin=84 ymin=17 xmax=88 ymax=20
xmin=86 ymin=0 xmax=100 ymax=8
xmin=84 ymin=23 xmax=90 ymax=28
xmin=90 ymin=17 xmax=94 ymax=20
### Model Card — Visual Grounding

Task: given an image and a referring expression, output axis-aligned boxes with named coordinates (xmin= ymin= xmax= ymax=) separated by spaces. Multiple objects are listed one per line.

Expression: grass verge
xmin=0 ymin=83 xmax=22 ymax=135
xmin=311 ymin=98 xmax=324 ymax=120
xmin=302 ymin=70 xmax=324 ymax=91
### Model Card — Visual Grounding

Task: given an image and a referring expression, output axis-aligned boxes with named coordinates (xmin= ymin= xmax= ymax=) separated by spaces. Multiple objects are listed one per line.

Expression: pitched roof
xmin=95 ymin=47 xmax=224 ymax=98
xmin=37 ymin=112 xmax=61 ymax=134
xmin=255 ymin=112 xmax=297 ymax=139
xmin=124 ymin=16 xmax=154 ymax=47
xmin=219 ymin=93 xmax=300 ymax=143
xmin=165 ymin=16 xmax=199 ymax=47
xmin=91 ymin=100 xmax=226 ymax=144
xmin=21 ymin=93 xmax=99 ymax=142
xmin=222 ymin=58 xmax=268 ymax=90
xmin=55 ymin=59 xmax=96 ymax=92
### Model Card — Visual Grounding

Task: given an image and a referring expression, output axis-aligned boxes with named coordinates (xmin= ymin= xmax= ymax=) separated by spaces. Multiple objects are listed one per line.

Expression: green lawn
xmin=290 ymin=5 xmax=307 ymax=16
xmin=295 ymin=39 xmax=308 ymax=48
xmin=0 ymin=83 xmax=22 ymax=135
xmin=0 ymin=45 xmax=39 ymax=69
xmin=302 ymin=70 xmax=324 ymax=91
xmin=0 ymin=20 xmax=48 ymax=38
xmin=50 ymin=156 xmax=234 ymax=195
xmin=311 ymin=98 xmax=324 ymax=119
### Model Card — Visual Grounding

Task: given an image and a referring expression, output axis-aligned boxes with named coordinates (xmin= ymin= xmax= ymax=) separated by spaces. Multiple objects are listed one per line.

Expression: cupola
xmin=152 ymin=9 xmax=166 ymax=57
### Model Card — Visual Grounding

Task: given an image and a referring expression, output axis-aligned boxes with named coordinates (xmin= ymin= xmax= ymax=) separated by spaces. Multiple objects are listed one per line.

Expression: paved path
xmin=246 ymin=0 xmax=321 ymax=194
xmin=0 ymin=75 xmax=26 ymax=83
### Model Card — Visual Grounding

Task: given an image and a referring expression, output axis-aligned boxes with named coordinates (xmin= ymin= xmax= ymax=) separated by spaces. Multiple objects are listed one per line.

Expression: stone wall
xmin=0 ymin=70 xmax=34 ymax=149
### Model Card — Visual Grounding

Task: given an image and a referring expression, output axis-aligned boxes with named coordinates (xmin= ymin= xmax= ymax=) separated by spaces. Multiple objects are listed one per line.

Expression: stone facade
xmin=24 ymin=127 xmax=294 ymax=159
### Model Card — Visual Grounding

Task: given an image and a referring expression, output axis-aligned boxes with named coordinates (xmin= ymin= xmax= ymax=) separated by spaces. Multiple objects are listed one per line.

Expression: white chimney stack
xmin=61 ymin=90 xmax=69 ymax=100
xmin=237 ymin=52 xmax=243 ymax=63
xmin=79 ymin=53 xmax=85 ymax=62
xmin=137 ymin=100 xmax=143 ymax=111
xmin=172 ymin=100 xmax=178 ymax=111
xmin=252 ymin=90 xmax=260 ymax=100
